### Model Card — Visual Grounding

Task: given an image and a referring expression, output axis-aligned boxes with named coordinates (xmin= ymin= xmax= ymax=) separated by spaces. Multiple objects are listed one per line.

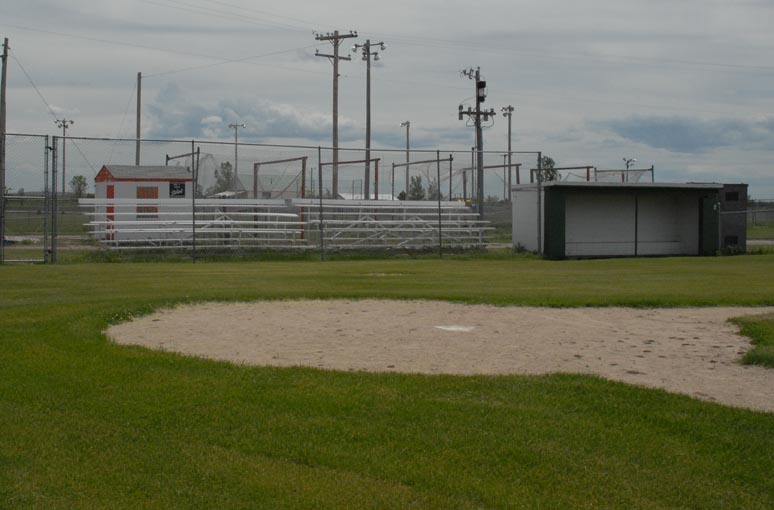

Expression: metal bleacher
xmin=78 ymin=198 xmax=491 ymax=251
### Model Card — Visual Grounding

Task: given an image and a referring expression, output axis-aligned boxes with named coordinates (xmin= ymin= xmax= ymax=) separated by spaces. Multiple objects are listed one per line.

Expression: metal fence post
xmin=43 ymin=135 xmax=49 ymax=263
xmin=437 ymin=150 xmax=442 ymax=258
xmin=50 ymin=136 xmax=58 ymax=263
xmin=536 ymin=151 xmax=542 ymax=254
xmin=192 ymin=144 xmax=199 ymax=263
xmin=318 ymin=146 xmax=325 ymax=261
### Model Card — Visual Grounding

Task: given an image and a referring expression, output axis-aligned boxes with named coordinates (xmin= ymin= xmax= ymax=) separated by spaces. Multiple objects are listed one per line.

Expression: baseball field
xmin=2 ymin=253 xmax=774 ymax=509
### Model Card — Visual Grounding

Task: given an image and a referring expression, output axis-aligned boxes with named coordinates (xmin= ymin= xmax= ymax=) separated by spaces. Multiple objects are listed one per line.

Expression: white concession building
xmin=512 ymin=181 xmax=747 ymax=259
xmin=93 ymin=165 xmax=194 ymax=242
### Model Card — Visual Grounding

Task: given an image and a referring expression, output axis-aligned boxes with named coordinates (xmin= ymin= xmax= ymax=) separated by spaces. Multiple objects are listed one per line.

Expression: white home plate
xmin=434 ymin=325 xmax=475 ymax=332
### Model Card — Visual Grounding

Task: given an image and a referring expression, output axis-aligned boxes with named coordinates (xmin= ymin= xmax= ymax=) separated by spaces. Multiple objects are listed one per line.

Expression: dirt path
xmin=107 ymin=300 xmax=774 ymax=412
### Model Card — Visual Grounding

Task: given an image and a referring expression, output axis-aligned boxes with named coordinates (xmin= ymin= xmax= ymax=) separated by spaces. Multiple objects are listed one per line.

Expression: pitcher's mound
xmin=107 ymin=300 xmax=774 ymax=412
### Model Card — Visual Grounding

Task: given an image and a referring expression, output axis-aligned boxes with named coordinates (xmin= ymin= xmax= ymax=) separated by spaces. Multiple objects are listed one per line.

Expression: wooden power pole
xmin=315 ymin=30 xmax=357 ymax=199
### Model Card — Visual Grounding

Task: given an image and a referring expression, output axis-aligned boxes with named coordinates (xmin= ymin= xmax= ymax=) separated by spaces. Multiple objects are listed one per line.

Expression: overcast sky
xmin=2 ymin=0 xmax=774 ymax=197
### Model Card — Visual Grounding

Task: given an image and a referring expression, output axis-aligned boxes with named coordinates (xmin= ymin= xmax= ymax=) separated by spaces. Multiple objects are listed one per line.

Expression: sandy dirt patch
xmin=107 ymin=300 xmax=774 ymax=412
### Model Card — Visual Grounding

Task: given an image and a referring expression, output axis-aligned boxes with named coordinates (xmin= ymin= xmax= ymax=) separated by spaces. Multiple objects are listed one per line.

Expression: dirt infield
xmin=107 ymin=300 xmax=774 ymax=412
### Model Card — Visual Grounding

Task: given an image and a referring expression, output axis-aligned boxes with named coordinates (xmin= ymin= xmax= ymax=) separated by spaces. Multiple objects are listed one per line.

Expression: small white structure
xmin=95 ymin=165 xmax=193 ymax=201
xmin=512 ymin=181 xmax=726 ymax=259
xmin=93 ymin=165 xmax=193 ymax=242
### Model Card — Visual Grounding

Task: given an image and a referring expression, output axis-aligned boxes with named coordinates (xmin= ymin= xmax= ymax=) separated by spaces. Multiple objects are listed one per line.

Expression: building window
xmin=725 ymin=191 xmax=739 ymax=202
xmin=137 ymin=186 xmax=159 ymax=218
xmin=724 ymin=235 xmax=739 ymax=247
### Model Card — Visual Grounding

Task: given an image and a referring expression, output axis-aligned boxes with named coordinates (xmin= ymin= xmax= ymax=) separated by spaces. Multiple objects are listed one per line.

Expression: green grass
xmin=748 ymin=222 xmax=774 ymax=240
xmin=2 ymin=255 xmax=774 ymax=509
xmin=731 ymin=313 xmax=774 ymax=367
xmin=5 ymin=200 xmax=89 ymax=237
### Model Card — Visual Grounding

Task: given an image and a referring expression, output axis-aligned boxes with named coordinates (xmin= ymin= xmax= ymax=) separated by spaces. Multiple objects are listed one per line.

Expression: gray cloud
xmin=147 ymin=82 xmax=358 ymax=142
xmin=598 ymin=115 xmax=774 ymax=153
xmin=372 ymin=125 xmax=472 ymax=149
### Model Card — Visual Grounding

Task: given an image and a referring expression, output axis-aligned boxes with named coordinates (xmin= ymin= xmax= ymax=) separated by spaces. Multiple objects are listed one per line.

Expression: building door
xmin=699 ymin=195 xmax=719 ymax=256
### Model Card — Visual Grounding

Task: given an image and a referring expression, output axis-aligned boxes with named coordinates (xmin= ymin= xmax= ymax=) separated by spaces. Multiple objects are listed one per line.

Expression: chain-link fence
xmin=3 ymin=133 xmax=546 ymax=261
xmin=748 ymin=199 xmax=774 ymax=242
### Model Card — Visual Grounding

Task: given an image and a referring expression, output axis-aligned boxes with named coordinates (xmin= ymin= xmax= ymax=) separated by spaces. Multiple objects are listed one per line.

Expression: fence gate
xmin=2 ymin=134 xmax=52 ymax=263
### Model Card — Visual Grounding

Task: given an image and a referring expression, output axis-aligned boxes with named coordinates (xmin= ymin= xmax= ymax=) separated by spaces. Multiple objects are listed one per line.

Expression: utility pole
xmin=459 ymin=67 xmax=495 ymax=218
xmin=501 ymin=105 xmax=515 ymax=198
xmin=229 ymin=123 xmax=245 ymax=191
xmin=315 ymin=29 xmax=357 ymax=199
xmin=55 ymin=119 xmax=74 ymax=197
xmin=353 ymin=39 xmax=386 ymax=200
xmin=400 ymin=121 xmax=410 ymax=198
xmin=136 ymin=72 xmax=141 ymax=165
xmin=502 ymin=154 xmax=507 ymax=200
xmin=1 ymin=37 xmax=8 ymax=262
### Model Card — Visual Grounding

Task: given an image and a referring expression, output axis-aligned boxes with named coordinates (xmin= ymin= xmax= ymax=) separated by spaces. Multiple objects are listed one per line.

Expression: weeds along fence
xmin=1 ymin=134 xmax=536 ymax=262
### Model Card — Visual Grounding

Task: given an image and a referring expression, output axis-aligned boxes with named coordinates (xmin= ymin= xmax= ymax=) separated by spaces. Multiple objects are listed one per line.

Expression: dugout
xmin=512 ymin=181 xmax=745 ymax=259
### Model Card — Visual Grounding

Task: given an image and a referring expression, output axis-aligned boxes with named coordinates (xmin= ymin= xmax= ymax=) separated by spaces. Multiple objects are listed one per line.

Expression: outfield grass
xmin=731 ymin=313 xmax=774 ymax=367
xmin=2 ymin=255 xmax=774 ymax=509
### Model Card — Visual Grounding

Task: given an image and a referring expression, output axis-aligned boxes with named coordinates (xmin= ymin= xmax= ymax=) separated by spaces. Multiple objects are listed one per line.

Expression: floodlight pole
xmin=400 ymin=121 xmax=410 ymax=198
xmin=229 ymin=123 xmax=245 ymax=190
xmin=354 ymin=40 xmax=386 ymax=200
xmin=135 ymin=72 xmax=141 ymax=165
xmin=502 ymin=104 xmax=515 ymax=197
xmin=458 ymin=67 xmax=495 ymax=218
xmin=55 ymin=119 xmax=74 ymax=197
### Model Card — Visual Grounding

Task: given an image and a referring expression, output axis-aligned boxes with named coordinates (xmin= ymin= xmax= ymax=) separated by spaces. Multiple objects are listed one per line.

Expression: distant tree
xmin=538 ymin=155 xmax=559 ymax=182
xmin=407 ymin=175 xmax=426 ymax=200
xmin=427 ymin=177 xmax=442 ymax=201
xmin=70 ymin=175 xmax=88 ymax=198
xmin=397 ymin=190 xmax=407 ymax=201
xmin=206 ymin=161 xmax=234 ymax=196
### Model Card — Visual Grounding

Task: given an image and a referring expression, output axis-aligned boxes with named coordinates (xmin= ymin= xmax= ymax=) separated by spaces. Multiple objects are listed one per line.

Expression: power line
xmin=2 ymin=23 xmax=331 ymax=80
xmin=130 ymin=0 xmax=774 ymax=74
xmin=204 ymin=0 xmax=326 ymax=31
xmin=115 ymin=81 xmax=137 ymax=139
xmin=69 ymin=139 xmax=97 ymax=176
xmin=9 ymin=49 xmax=98 ymax=179
xmin=360 ymin=31 xmax=774 ymax=74
xmin=3 ymin=24 xmax=751 ymax=117
xmin=107 ymin=81 xmax=138 ymax=165
xmin=143 ymin=44 xmax=318 ymax=78
xmin=1 ymin=23 xmax=300 ymax=66
xmin=8 ymin=51 xmax=59 ymax=121
xmin=140 ymin=0 xmax=311 ymax=33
